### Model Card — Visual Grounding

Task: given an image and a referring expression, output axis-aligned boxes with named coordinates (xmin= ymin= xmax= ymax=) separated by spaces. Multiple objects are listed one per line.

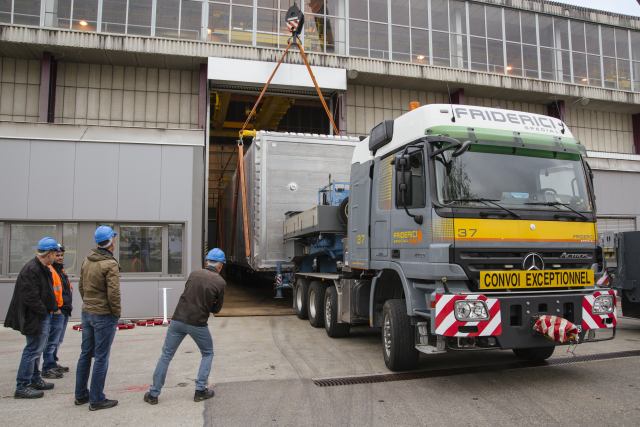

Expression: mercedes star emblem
xmin=523 ymin=253 xmax=544 ymax=271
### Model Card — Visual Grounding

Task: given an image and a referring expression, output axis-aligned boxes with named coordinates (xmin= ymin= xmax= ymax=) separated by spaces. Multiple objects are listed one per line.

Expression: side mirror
xmin=393 ymin=153 xmax=413 ymax=207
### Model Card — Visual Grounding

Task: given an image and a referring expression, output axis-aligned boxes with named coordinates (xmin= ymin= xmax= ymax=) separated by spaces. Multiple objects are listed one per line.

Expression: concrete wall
xmin=54 ymin=63 xmax=200 ymax=129
xmin=345 ymin=85 xmax=634 ymax=154
xmin=0 ymin=58 xmax=41 ymax=122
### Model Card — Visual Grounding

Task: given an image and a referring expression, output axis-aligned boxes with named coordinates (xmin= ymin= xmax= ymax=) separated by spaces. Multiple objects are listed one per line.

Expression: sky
xmin=557 ymin=0 xmax=640 ymax=16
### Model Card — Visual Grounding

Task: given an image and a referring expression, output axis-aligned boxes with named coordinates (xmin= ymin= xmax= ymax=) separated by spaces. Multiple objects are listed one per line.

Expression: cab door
xmin=370 ymin=155 xmax=393 ymax=263
xmin=389 ymin=146 xmax=431 ymax=277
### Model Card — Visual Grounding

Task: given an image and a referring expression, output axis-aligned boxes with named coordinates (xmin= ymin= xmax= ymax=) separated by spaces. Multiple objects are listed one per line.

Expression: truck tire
xmin=512 ymin=346 xmax=555 ymax=360
xmin=295 ymin=278 xmax=309 ymax=320
xmin=382 ymin=299 xmax=420 ymax=371
xmin=308 ymin=281 xmax=328 ymax=328
xmin=621 ymin=295 xmax=640 ymax=318
xmin=325 ymin=286 xmax=350 ymax=338
xmin=338 ymin=197 xmax=349 ymax=225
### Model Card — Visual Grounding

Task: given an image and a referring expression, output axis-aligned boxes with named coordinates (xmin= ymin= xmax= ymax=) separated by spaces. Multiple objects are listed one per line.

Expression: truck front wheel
xmin=308 ymin=281 xmax=328 ymax=328
xmin=325 ymin=286 xmax=350 ymax=338
xmin=382 ymin=300 xmax=420 ymax=371
xmin=295 ymin=278 xmax=309 ymax=320
xmin=512 ymin=346 xmax=555 ymax=360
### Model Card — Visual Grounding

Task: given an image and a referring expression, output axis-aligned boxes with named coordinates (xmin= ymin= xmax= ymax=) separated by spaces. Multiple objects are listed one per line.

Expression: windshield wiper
xmin=445 ymin=198 xmax=521 ymax=219
xmin=524 ymin=202 xmax=589 ymax=221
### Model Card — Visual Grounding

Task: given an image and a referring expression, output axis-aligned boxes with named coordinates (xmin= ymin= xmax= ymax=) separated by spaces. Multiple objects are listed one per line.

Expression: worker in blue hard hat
xmin=144 ymin=249 xmax=226 ymax=405
xmin=4 ymin=237 xmax=61 ymax=399
xmin=75 ymin=225 xmax=121 ymax=411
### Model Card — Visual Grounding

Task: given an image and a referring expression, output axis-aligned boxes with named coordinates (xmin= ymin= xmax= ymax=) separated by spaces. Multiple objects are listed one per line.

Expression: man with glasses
xmin=75 ymin=226 xmax=121 ymax=411
xmin=42 ymin=244 xmax=73 ymax=378
xmin=4 ymin=237 xmax=62 ymax=399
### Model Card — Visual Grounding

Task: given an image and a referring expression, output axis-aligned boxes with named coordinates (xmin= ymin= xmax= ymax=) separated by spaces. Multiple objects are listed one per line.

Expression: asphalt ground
xmin=1 ymin=310 xmax=639 ymax=426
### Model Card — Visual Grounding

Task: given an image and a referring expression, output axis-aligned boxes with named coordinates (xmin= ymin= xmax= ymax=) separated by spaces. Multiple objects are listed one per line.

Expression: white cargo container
xmin=220 ymin=131 xmax=359 ymax=271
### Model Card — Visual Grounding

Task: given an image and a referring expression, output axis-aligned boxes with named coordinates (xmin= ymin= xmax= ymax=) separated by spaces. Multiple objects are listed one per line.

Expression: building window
xmin=208 ymin=2 xmax=231 ymax=43
xmin=9 ymin=224 xmax=57 ymax=274
xmin=62 ymin=223 xmax=78 ymax=275
xmin=119 ymin=225 xmax=163 ymax=273
xmin=168 ymin=224 xmax=183 ymax=275
xmin=128 ymin=0 xmax=154 ymax=36
xmin=13 ymin=0 xmax=41 ymax=26
xmin=230 ymin=4 xmax=253 ymax=45
xmin=102 ymin=0 xmax=128 ymax=34
xmin=72 ymin=0 xmax=99 ymax=31
xmin=0 ymin=1 xmax=11 ymax=24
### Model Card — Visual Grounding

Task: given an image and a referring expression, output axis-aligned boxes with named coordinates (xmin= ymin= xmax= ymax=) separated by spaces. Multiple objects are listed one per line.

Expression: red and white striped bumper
xmin=582 ymin=290 xmax=617 ymax=330
xmin=435 ymin=294 xmax=502 ymax=337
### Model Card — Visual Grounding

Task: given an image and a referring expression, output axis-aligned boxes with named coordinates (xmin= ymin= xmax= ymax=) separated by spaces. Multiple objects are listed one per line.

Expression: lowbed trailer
xmin=285 ymin=103 xmax=616 ymax=371
xmin=219 ymin=131 xmax=359 ymax=284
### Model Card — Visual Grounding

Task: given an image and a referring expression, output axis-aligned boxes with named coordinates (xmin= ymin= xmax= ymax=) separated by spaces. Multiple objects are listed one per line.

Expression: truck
xmin=608 ymin=231 xmax=640 ymax=319
xmin=282 ymin=103 xmax=616 ymax=371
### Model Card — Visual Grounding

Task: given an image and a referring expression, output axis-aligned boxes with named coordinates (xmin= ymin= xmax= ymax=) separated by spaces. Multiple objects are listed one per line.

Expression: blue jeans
xmin=43 ymin=313 xmax=68 ymax=371
xmin=149 ymin=320 xmax=214 ymax=397
xmin=15 ymin=314 xmax=52 ymax=391
xmin=75 ymin=312 xmax=118 ymax=404
xmin=53 ymin=314 xmax=69 ymax=362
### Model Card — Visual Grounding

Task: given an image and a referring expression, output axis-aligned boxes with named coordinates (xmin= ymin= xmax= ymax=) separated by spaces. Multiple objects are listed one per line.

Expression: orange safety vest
xmin=48 ymin=266 xmax=71 ymax=308
xmin=132 ymin=258 xmax=144 ymax=273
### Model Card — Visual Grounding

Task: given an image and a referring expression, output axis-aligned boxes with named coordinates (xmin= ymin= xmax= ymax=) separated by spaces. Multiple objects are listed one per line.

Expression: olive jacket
xmin=78 ymin=248 xmax=122 ymax=317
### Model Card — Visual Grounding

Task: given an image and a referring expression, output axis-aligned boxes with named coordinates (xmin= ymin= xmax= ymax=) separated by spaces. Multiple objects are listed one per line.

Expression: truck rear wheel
xmin=338 ymin=197 xmax=349 ymax=225
xmin=382 ymin=300 xmax=419 ymax=371
xmin=512 ymin=346 xmax=555 ymax=360
xmin=308 ymin=281 xmax=328 ymax=328
xmin=295 ymin=278 xmax=309 ymax=320
xmin=325 ymin=286 xmax=350 ymax=338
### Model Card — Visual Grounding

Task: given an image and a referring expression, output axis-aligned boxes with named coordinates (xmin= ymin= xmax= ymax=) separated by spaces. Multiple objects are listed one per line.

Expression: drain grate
xmin=312 ymin=349 xmax=640 ymax=387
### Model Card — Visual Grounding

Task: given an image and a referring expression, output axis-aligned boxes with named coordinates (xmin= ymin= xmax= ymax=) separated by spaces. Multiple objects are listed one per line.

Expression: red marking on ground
xmin=115 ymin=384 xmax=151 ymax=394
xmin=0 ymin=350 xmax=23 ymax=355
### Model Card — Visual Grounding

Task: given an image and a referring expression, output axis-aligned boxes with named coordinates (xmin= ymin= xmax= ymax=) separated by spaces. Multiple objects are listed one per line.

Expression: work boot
xmin=55 ymin=363 xmax=70 ymax=373
xmin=42 ymin=369 xmax=63 ymax=379
xmin=194 ymin=388 xmax=214 ymax=402
xmin=89 ymin=399 xmax=118 ymax=411
xmin=14 ymin=386 xmax=44 ymax=399
xmin=32 ymin=380 xmax=54 ymax=391
xmin=75 ymin=395 xmax=90 ymax=405
xmin=143 ymin=392 xmax=158 ymax=405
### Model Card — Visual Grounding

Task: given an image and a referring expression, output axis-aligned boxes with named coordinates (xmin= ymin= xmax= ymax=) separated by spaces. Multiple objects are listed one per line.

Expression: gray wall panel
xmin=593 ymin=170 xmax=640 ymax=216
xmin=120 ymin=281 xmax=160 ymax=318
xmin=73 ymin=143 xmax=119 ymax=219
xmin=190 ymin=146 xmax=204 ymax=273
xmin=157 ymin=280 xmax=187 ymax=318
xmin=117 ymin=144 xmax=162 ymax=220
xmin=28 ymin=141 xmax=76 ymax=219
xmin=160 ymin=145 xmax=193 ymax=221
xmin=0 ymin=140 xmax=30 ymax=218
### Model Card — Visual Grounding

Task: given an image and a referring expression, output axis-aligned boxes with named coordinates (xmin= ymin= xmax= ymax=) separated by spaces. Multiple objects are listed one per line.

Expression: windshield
xmin=434 ymin=147 xmax=593 ymax=212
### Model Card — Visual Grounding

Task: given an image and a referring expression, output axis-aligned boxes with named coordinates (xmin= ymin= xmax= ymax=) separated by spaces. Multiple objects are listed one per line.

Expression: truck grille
xmin=454 ymin=249 xmax=595 ymax=289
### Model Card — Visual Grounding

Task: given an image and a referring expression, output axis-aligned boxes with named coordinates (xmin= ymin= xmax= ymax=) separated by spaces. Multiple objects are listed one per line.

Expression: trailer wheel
xmin=338 ymin=197 xmax=349 ymax=225
xmin=621 ymin=295 xmax=640 ymax=318
xmin=308 ymin=281 xmax=328 ymax=328
xmin=382 ymin=299 xmax=419 ymax=371
xmin=512 ymin=346 xmax=555 ymax=360
xmin=295 ymin=278 xmax=309 ymax=320
xmin=325 ymin=286 xmax=350 ymax=338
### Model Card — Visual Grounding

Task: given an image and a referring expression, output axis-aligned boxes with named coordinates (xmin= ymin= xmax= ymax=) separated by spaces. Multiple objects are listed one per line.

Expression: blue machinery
xmin=275 ymin=181 xmax=349 ymax=297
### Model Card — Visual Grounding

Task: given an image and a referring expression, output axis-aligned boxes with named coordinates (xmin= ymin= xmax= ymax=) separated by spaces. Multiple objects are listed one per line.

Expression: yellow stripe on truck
xmin=453 ymin=218 xmax=596 ymax=243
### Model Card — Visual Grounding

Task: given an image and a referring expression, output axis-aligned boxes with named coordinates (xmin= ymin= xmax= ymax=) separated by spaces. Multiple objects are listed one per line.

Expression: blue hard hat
xmin=94 ymin=225 xmax=117 ymax=243
xmin=206 ymin=248 xmax=226 ymax=264
xmin=37 ymin=237 xmax=59 ymax=251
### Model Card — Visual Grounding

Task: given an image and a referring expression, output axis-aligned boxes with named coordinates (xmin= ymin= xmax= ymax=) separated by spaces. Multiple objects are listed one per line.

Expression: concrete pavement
xmin=1 ymin=312 xmax=639 ymax=426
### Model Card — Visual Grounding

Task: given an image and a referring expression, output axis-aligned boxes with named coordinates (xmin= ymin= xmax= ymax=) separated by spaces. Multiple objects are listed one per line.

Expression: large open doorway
xmin=207 ymin=88 xmax=335 ymax=316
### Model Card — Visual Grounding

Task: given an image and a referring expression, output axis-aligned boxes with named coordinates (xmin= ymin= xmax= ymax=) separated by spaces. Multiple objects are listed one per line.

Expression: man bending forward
xmin=144 ymin=249 xmax=226 ymax=404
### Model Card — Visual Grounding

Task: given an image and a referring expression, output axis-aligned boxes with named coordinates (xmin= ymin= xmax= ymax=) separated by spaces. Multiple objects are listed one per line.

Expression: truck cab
xmin=289 ymin=104 xmax=615 ymax=371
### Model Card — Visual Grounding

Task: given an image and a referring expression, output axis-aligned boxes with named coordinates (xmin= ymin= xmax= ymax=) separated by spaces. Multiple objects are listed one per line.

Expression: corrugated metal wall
xmin=54 ymin=63 xmax=200 ymax=129
xmin=0 ymin=58 xmax=41 ymax=122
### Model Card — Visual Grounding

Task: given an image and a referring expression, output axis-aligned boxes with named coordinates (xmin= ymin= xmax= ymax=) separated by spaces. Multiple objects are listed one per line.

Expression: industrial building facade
xmin=1 ymin=0 xmax=640 ymax=319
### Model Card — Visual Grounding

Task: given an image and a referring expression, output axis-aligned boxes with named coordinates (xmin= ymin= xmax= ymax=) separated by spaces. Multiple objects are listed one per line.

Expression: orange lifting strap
xmin=222 ymin=2 xmax=340 ymax=260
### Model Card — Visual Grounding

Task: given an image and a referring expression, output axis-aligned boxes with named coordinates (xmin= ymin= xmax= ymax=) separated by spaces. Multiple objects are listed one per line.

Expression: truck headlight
xmin=454 ymin=300 xmax=490 ymax=322
xmin=592 ymin=295 xmax=614 ymax=315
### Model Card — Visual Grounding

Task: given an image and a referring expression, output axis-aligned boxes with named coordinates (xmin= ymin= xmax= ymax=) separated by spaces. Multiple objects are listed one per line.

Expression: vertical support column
xmin=38 ymin=52 xmax=52 ymax=122
xmin=632 ymin=113 xmax=640 ymax=155
xmin=337 ymin=92 xmax=346 ymax=135
xmin=548 ymin=100 xmax=565 ymax=120
xmin=451 ymin=88 xmax=465 ymax=105
xmin=198 ymin=62 xmax=208 ymax=130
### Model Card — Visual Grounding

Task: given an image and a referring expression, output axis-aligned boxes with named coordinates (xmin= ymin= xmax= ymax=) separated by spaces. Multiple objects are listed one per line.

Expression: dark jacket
xmin=172 ymin=267 xmax=226 ymax=327
xmin=4 ymin=257 xmax=58 ymax=336
xmin=52 ymin=263 xmax=73 ymax=317
xmin=78 ymin=248 xmax=121 ymax=317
